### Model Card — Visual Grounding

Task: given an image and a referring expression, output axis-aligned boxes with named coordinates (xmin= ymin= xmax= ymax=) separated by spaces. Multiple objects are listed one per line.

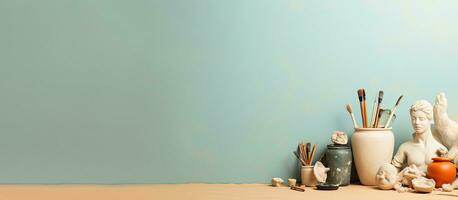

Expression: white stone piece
xmin=394 ymin=182 xmax=411 ymax=193
xmin=399 ymin=165 xmax=425 ymax=187
xmin=392 ymin=100 xmax=446 ymax=171
xmin=331 ymin=131 xmax=348 ymax=145
xmin=442 ymin=183 xmax=454 ymax=192
xmin=441 ymin=178 xmax=458 ymax=191
xmin=313 ymin=161 xmax=330 ymax=183
xmin=271 ymin=178 xmax=284 ymax=187
xmin=437 ymin=148 xmax=448 ymax=158
xmin=375 ymin=163 xmax=398 ymax=190
xmin=412 ymin=177 xmax=435 ymax=193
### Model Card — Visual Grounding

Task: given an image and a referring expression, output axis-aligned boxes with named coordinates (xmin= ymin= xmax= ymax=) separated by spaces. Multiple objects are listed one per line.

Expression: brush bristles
xmin=357 ymin=89 xmax=364 ymax=96
xmin=362 ymin=89 xmax=366 ymax=99
xmin=396 ymin=95 xmax=403 ymax=106
xmin=296 ymin=142 xmax=316 ymax=166
xmin=378 ymin=91 xmax=384 ymax=99
xmin=346 ymin=104 xmax=352 ymax=113
xmin=357 ymin=89 xmax=364 ymax=101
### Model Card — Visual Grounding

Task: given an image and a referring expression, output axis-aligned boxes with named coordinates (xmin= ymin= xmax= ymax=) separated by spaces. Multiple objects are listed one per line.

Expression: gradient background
xmin=1 ymin=0 xmax=458 ymax=184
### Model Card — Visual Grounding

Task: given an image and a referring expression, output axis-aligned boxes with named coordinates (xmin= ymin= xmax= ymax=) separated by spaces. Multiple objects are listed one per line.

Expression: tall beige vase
xmin=351 ymin=128 xmax=394 ymax=186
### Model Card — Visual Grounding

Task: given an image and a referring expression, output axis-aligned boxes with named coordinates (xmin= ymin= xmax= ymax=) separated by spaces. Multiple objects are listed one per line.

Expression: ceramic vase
xmin=427 ymin=157 xmax=456 ymax=188
xmin=301 ymin=166 xmax=317 ymax=187
xmin=351 ymin=128 xmax=394 ymax=186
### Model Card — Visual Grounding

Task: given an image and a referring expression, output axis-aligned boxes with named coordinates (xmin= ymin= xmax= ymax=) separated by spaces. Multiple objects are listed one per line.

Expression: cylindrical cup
xmin=301 ymin=166 xmax=317 ymax=187
xmin=288 ymin=179 xmax=297 ymax=187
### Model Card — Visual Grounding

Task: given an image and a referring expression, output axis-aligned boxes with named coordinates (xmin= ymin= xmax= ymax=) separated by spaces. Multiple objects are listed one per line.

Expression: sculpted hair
xmin=410 ymin=100 xmax=433 ymax=120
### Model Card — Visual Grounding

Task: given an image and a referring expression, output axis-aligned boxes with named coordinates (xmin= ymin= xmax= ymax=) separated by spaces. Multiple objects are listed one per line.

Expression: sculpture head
xmin=375 ymin=163 xmax=398 ymax=190
xmin=410 ymin=100 xmax=433 ymax=134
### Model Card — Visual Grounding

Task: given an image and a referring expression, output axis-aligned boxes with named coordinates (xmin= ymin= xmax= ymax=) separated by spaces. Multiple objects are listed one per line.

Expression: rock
xmin=394 ymin=182 xmax=411 ymax=193
xmin=271 ymin=178 xmax=284 ymax=187
xmin=313 ymin=161 xmax=330 ymax=183
xmin=412 ymin=177 xmax=435 ymax=193
xmin=399 ymin=165 xmax=425 ymax=187
xmin=331 ymin=131 xmax=348 ymax=145
xmin=442 ymin=183 xmax=454 ymax=192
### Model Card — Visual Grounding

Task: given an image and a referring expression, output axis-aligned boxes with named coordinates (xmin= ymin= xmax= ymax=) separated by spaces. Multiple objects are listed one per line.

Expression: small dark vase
xmin=323 ymin=144 xmax=352 ymax=186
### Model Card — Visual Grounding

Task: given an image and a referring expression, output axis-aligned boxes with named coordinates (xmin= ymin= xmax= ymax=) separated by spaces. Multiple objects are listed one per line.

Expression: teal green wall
xmin=1 ymin=0 xmax=458 ymax=183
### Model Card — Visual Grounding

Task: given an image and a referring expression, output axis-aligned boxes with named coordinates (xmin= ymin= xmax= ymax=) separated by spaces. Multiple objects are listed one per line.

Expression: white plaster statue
xmin=433 ymin=93 xmax=458 ymax=191
xmin=375 ymin=163 xmax=398 ymax=190
xmin=391 ymin=100 xmax=447 ymax=172
xmin=433 ymin=93 xmax=458 ymax=163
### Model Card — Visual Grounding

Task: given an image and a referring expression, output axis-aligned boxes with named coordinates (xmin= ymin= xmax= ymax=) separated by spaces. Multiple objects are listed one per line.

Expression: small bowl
xmin=316 ymin=183 xmax=339 ymax=190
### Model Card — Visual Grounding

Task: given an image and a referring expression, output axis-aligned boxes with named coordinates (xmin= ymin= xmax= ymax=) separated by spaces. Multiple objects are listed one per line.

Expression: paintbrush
xmin=376 ymin=109 xmax=383 ymax=128
xmin=297 ymin=144 xmax=301 ymax=162
xmin=299 ymin=143 xmax=306 ymax=166
xmin=346 ymin=104 xmax=358 ymax=128
xmin=374 ymin=91 xmax=384 ymax=128
xmin=293 ymin=151 xmax=307 ymax=166
xmin=369 ymin=92 xmax=378 ymax=128
xmin=306 ymin=143 xmax=311 ymax=165
xmin=362 ymin=89 xmax=367 ymax=128
xmin=302 ymin=143 xmax=307 ymax=165
xmin=291 ymin=185 xmax=305 ymax=192
xmin=309 ymin=144 xmax=317 ymax=165
xmin=357 ymin=89 xmax=367 ymax=128
xmin=384 ymin=95 xmax=403 ymax=128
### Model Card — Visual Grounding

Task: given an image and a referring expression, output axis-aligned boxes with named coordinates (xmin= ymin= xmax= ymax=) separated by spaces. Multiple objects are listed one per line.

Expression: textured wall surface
xmin=1 ymin=0 xmax=458 ymax=183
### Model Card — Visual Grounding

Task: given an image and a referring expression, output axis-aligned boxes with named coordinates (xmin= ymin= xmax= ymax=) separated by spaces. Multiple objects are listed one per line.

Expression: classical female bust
xmin=391 ymin=100 xmax=447 ymax=172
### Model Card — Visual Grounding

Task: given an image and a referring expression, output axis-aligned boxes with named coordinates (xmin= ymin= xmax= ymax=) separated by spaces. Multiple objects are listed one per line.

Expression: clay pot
xmin=351 ymin=128 xmax=394 ymax=186
xmin=427 ymin=157 xmax=456 ymax=188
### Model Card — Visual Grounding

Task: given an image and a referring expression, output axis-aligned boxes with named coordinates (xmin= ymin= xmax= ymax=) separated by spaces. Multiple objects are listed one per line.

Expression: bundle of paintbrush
xmin=346 ymin=89 xmax=403 ymax=128
xmin=294 ymin=142 xmax=317 ymax=166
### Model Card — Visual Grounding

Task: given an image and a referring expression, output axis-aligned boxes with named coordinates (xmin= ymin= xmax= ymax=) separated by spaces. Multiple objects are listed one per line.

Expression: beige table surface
xmin=0 ymin=184 xmax=456 ymax=200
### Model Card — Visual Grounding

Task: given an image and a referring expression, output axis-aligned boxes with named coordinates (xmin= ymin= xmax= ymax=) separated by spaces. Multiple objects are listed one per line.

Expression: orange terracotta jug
xmin=427 ymin=157 xmax=456 ymax=188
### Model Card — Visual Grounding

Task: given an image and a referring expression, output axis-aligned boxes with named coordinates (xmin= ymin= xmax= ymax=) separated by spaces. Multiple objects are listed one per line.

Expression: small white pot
xmin=301 ymin=166 xmax=317 ymax=187
xmin=351 ymin=128 xmax=394 ymax=186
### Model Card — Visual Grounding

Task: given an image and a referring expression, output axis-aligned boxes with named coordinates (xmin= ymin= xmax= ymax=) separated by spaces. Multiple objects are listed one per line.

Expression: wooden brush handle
xmin=362 ymin=101 xmax=367 ymax=128
xmin=359 ymin=102 xmax=366 ymax=128
xmin=291 ymin=186 xmax=305 ymax=192
xmin=374 ymin=108 xmax=381 ymax=128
